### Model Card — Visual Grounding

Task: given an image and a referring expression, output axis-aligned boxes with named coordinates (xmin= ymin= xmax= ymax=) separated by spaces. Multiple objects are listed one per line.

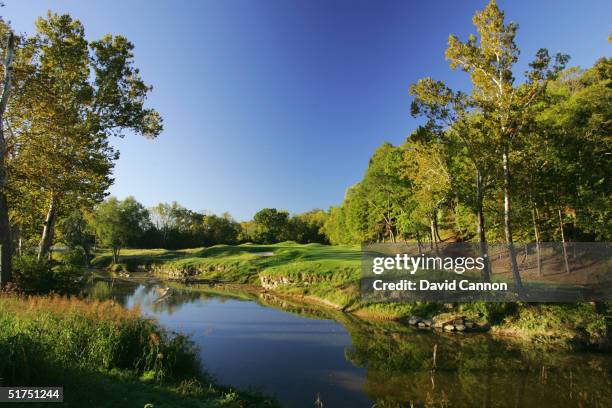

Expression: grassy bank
xmin=0 ymin=293 xmax=277 ymax=408
xmin=92 ymin=242 xmax=610 ymax=350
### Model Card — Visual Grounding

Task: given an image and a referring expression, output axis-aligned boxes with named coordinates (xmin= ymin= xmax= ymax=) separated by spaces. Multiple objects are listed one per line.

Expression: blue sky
xmin=3 ymin=0 xmax=611 ymax=220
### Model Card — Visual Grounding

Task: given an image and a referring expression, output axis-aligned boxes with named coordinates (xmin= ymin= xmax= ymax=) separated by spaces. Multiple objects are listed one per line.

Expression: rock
xmin=465 ymin=321 xmax=474 ymax=329
xmin=417 ymin=321 xmax=426 ymax=328
xmin=423 ymin=319 xmax=433 ymax=327
xmin=408 ymin=316 xmax=423 ymax=325
xmin=453 ymin=319 xmax=464 ymax=325
xmin=443 ymin=324 xmax=455 ymax=332
xmin=455 ymin=324 xmax=466 ymax=331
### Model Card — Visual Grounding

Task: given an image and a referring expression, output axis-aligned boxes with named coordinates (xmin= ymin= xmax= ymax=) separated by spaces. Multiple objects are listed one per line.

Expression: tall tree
xmin=444 ymin=0 xmax=567 ymax=290
xmin=7 ymin=13 xmax=162 ymax=261
xmin=410 ymin=82 xmax=496 ymax=280
xmin=0 ymin=19 xmax=14 ymax=283
xmin=410 ymin=0 xmax=567 ymax=289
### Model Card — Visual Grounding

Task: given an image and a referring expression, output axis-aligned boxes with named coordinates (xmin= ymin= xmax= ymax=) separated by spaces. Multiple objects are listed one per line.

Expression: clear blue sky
xmin=3 ymin=1 xmax=611 ymax=220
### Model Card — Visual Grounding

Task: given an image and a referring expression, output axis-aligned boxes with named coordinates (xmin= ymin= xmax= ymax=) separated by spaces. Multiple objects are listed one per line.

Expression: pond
xmin=88 ymin=278 xmax=612 ymax=408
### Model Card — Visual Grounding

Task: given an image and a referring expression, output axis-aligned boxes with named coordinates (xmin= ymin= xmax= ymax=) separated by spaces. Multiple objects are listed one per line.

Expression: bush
xmin=61 ymin=248 xmax=88 ymax=267
xmin=110 ymin=263 xmax=128 ymax=273
xmin=13 ymin=255 xmax=81 ymax=295
xmin=459 ymin=302 xmax=519 ymax=324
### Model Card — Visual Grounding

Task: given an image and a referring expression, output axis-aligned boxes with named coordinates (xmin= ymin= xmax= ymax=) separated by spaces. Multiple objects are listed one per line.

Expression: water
xmin=89 ymin=279 xmax=612 ymax=408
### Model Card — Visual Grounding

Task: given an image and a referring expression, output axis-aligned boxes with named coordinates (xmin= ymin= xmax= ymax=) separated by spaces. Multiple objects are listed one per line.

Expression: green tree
xmin=404 ymin=139 xmax=452 ymax=252
xmin=411 ymin=0 xmax=567 ymax=289
xmin=289 ymin=209 xmax=328 ymax=244
xmin=57 ymin=209 xmax=95 ymax=264
xmin=202 ymin=213 xmax=241 ymax=245
xmin=6 ymin=13 xmax=162 ymax=262
xmin=252 ymin=208 xmax=290 ymax=244
xmin=90 ymin=197 xmax=150 ymax=264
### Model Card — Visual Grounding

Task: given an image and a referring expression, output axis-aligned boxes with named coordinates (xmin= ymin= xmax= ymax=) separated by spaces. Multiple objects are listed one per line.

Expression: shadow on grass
xmin=19 ymin=369 xmax=277 ymax=408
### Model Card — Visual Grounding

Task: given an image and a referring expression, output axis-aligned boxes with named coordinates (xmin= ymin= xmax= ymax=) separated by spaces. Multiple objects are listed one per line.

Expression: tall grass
xmin=0 ymin=294 xmax=200 ymax=385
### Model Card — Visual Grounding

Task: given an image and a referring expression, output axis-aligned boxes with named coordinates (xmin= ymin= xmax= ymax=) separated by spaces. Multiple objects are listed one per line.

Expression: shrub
xmin=110 ymin=263 xmax=128 ymax=273
xmin=61 ymin=248 xmax=88 ymax=267
xmin=13 ymin=255 xmax=56 ymax=294
xmin=459 ymin=302 xmax=519 ymax=324
xmin=13 ymin=255 xmax=81 ymax=295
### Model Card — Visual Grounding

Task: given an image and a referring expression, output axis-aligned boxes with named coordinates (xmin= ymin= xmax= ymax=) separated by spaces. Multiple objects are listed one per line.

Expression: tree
xmin=360 ymin=143 xmax=412 ymax=243
xmin=409 ymin=84 xmax=496 ymax=280
xmin=6 ymin=13 xmax=162 ymax=261
xmin=252 ymin=208 xmax=290 ymax=244
xmin=202 ymin=213 xmax=241 ymax=245
xmin=90 ymin=197 xmax=149 ymax=264
xmin=411 ymin=0 xmax=567 ymax=289
xmin=289 ymin=209 xmax=328 ymax=244
xmin=57 ymin=209 xmax=95 ymax=264
xmin=322 ymin=206 xmax=356 ymax=245
xmin=404 ymin=139 xmax=452 ymax=252
xmin=0 ymin=19 xmax=14 ymax=283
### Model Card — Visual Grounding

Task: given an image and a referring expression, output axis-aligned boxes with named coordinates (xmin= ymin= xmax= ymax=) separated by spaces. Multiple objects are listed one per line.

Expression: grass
xmin=0 ymin=293 xmax=278 ymax=407
xmin=92 ymin=242 xmax=610 ymax=350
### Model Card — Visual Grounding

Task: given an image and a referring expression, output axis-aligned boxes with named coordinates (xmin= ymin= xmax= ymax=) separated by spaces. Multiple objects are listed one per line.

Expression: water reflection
xmin=84 ymin=277 xmax=612 ymax=408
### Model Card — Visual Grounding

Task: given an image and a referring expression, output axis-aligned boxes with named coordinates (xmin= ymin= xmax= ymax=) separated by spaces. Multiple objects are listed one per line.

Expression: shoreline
xmin=90 ymin=243 xmax=610 ymax=352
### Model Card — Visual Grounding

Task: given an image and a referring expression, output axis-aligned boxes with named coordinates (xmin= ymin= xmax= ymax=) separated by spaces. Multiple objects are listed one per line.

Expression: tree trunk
xmin=433 ymin=212 xmax=442 ymax=243
xmin=558 ymin=208 xmax=570 ymax=274
xmin=476 ymin=169 xmax=491 ymax=282
xmin=0 ymin=32 xmax=15 ymax=285
xmin=388 ymin=221 xmax=396 ymax=243
xmin=532 ymin=207 xmax=542 ymax=277
xmin=430 ymin=215 xmax=438 ymax=254
xmin=37 ymin=195 xmax=58 ymax=262
xmin=502 ymin=146 xmax=522 ymax=291
xmin=83 ymin=246 xmax=91 ymax=267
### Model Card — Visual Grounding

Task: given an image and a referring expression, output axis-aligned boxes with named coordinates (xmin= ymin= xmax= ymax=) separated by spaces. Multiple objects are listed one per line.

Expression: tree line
xmin=57 ymin=198 xmax=329 ymax=265
xmin=321 ymin=1 xmax=610 ymax=288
